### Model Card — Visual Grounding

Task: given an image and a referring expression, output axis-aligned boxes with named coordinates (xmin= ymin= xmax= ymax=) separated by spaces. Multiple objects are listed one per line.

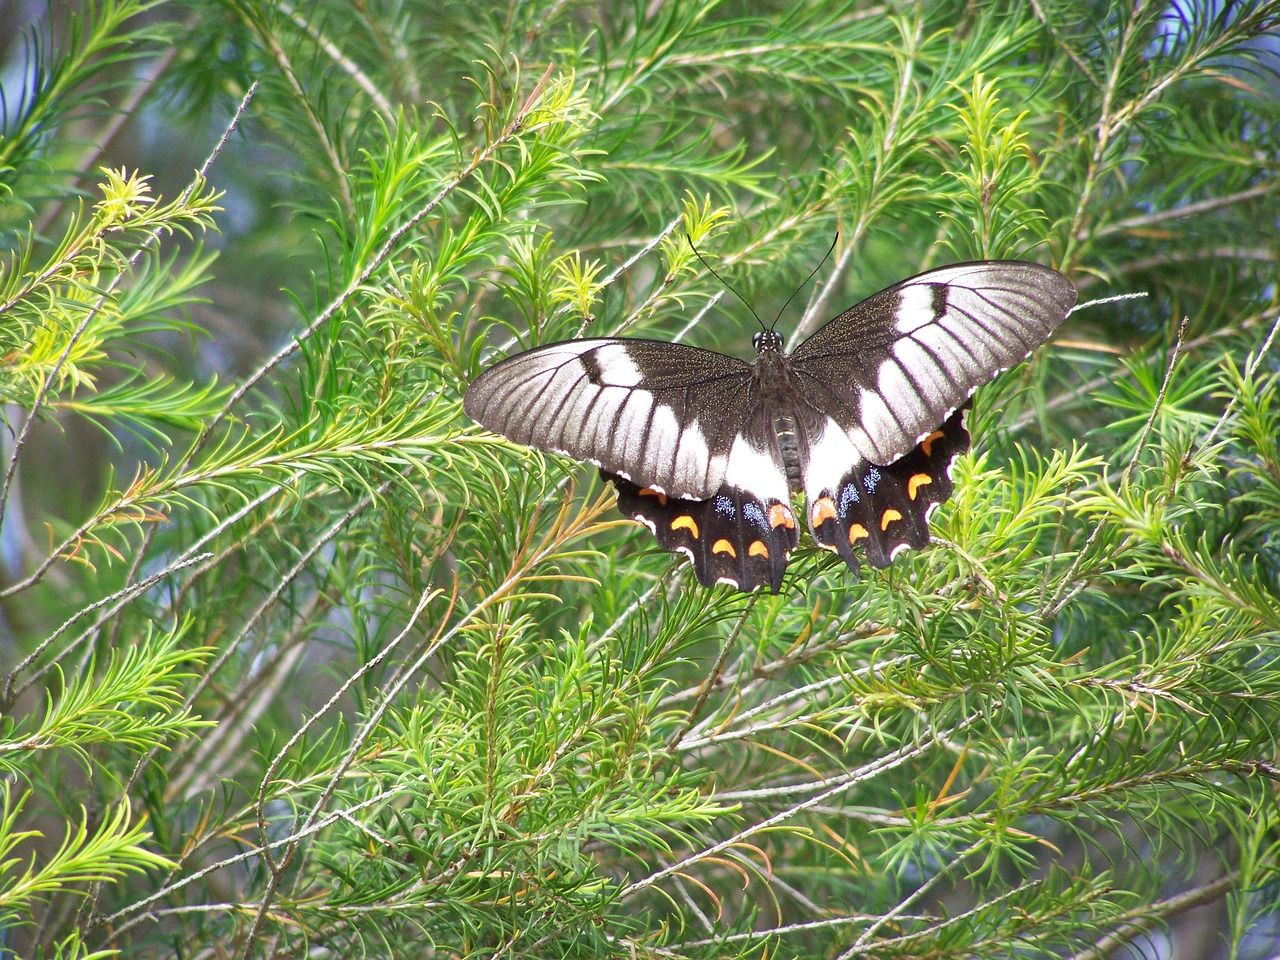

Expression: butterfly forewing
xmin=463 ymin=338 xmax=755 ymax=499
xmin=789 ymin=261 xmax=1076 ymax=466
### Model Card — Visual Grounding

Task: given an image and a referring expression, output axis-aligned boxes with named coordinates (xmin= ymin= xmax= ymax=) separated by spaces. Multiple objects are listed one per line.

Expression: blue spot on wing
xmin=863 ymin=466 xmax=882 ymax=494
xmin=714 ymin=495 xmax=736 ymax=518
xmin=743 ymin=502 xmax=765 ymax=527
xmin=838 ymin=482 xmax=860 ymax=515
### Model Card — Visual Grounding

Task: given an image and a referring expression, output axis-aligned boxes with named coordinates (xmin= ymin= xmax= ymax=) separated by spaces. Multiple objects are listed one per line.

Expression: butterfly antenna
xmin=772 ymin=232 xmax=839 ymax=329
xmin=686 ymin=235 xmax=768 ymax=332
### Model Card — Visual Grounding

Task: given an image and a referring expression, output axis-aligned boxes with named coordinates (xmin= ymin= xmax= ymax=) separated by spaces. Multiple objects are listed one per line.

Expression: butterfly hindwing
xmin=609 ymin=471 xmax=800 ymax=592
xmin=808 ymin=405 xmax=970 ymax=574
xmin=463 ymin=338 xmax=755 ymax=498
xmin=608 ymin=405 xmax=967 ymax=591
xmin=789 ymin=261 xmax=1075 ymax=466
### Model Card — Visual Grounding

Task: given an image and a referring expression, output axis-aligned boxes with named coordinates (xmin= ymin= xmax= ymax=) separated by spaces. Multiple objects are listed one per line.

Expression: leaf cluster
xmin=1 ymin=1 xmax=1279 ymax=959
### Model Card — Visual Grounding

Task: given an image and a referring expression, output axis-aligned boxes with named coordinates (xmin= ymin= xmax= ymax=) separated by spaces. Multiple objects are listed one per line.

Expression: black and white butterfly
xmin=464 ymin=260 xmax=1076 ymax=593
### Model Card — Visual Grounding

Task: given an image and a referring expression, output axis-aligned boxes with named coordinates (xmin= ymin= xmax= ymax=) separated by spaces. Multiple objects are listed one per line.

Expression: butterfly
xmin=463 ymin=260 xmax=1076 ymax=593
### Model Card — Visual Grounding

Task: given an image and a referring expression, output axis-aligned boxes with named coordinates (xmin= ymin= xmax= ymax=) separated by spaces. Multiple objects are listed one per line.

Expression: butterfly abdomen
xmin=754 ymin=337 xmax=806 ymax=493
xmin=771 ymin=409 xmax=804 ymax=491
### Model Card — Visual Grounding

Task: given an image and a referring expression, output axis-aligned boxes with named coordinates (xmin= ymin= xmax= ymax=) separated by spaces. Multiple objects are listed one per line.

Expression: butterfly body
xmin=464 ymin=260 xmax=1076 ymax=593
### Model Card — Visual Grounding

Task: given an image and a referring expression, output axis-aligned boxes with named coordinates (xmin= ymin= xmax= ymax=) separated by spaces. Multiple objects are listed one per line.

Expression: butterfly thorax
xmin=752 ymin=330 xmax=805 ymax=493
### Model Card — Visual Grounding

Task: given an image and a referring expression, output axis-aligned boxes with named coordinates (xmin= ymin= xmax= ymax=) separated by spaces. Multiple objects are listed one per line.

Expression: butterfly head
xmin=753 ymin=329 xmax=784 ymax=355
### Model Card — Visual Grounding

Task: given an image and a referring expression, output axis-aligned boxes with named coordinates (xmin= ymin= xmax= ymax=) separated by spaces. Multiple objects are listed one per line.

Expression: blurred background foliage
xmin=1 ymin=0 xmax=1279 ymax=957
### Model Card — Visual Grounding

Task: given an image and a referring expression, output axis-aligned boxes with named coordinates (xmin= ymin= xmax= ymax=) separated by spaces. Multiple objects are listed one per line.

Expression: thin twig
xmin=624 ymin=713 xmax=979 ymax=901
xmin=276 ymin=0 xmax=396 ymax=118
xmin=1066 ymin=872 xmax=1239 ymax=960
xmin=0 ymin=552 xmax=212 ymax=710
xmin=99 ymin=783 xmax=411 ymax=937
xmin=665 ymin=593 xmax=758 ymax=751
xmin=1095 ymin=183 xmax=1279 ymax=238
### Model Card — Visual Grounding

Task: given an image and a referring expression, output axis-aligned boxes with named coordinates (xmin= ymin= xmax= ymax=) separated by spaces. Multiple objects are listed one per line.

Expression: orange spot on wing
xmin=712 ymin=538 xmax=736 ymax=557
xmin=908 ymin=473 xmax=932 ymax=499
xmin=920 ymin=430 xmax=946 ymax=457
xmin=768 ymin=503 xmax=795 ymax=530
xmin=749 ymin=540 xmax=769 ymax=558
xmin=881 ymin=509 xmax=903 ymax=531
xmin=639 ymin=487 xmax=667 ymax=505
xmin=848 ymin=523 xmax=869 ymax=544
xmin=671 ymin=515 xmax=699 ymax=538
xmin=810 ymin=497 xmax=837 ymax=527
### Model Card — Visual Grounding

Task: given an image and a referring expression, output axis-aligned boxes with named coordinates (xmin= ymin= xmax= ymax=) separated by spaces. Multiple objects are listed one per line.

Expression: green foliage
xmin=0 ymin=784 xmax=172 ymax=931
xmin=1 ymin=0 xmax=1278 ymax=958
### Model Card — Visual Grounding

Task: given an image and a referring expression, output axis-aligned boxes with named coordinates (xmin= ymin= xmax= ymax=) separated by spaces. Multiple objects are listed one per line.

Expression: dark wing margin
xmin=463 ymin=338 xmax=756 ymax=499
xmin=608 ymin=472 xmax=800 ymax=593
xmin=788 ymin=260 xmax=1076 ymax=466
